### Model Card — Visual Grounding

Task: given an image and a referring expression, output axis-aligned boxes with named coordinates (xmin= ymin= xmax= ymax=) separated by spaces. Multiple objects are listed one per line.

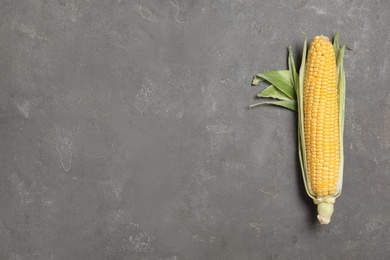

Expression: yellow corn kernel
xmin=303 ymin=35 xmax=339 ymax=198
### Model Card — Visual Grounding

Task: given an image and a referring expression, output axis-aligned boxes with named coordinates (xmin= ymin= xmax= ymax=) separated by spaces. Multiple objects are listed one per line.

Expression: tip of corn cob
xmin=317 ymin=202 xmax=334 ymax=224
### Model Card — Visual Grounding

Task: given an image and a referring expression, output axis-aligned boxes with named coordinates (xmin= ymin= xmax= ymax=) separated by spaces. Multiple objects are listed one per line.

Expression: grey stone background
xmin=1 ymin=0 xmax=389 ymax=259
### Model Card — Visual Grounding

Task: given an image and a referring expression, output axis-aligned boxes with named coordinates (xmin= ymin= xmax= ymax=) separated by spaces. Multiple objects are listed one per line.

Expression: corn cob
xmin=250 ymin=33 xmax=347 ymax=224
xmin=303 ymin=35 xmax=340 ymax=224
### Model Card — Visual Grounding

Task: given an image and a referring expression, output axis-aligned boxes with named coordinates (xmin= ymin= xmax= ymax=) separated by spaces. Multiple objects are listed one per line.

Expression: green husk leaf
xmin=334 ymin=39 xmax=347 ymax=198
xmin=288 ymin=46 xmax=299 ymax=91
xmin=254 ymin=70 xmax=296 ymax=100
xmin=252 ymin=75 xmax=263 ymax=86
xmin=257 ymin=85 xmax=291 ymax=101
xmin=249 ymin=100 xmax=297 ymax=111
xmin=333 ymin=32 xmax=339 ymax=58
xmin=297 ymin=34 xmax=315 ymax=199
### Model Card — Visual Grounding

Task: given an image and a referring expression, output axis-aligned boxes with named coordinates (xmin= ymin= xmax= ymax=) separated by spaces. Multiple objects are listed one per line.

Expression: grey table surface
xmin=1 ymin=0 xmax=390 ymax=259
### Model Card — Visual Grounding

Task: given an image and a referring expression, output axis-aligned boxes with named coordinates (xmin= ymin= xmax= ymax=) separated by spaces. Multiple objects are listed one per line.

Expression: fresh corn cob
xmin=250 ymin=33 xmax=348 ymax=224
xmin=303 ymin=36 xmax=340 ymax=224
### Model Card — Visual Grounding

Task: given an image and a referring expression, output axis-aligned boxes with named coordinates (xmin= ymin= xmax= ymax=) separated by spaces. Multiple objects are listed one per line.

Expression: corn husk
xmin=250 ymin=33 xmax=348 ymax=224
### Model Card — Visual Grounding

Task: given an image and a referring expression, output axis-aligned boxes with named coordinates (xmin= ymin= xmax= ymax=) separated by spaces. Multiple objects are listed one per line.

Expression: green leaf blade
xmin=288 ymin=46 xmax=299 ymax=91
xmin=335 ymin=42 xmax=347 ymax=198
xmin=257 ymin=85 xmax=291 ymax=101
xmin=252 ymin=75 xmax=263 ymax=86
xmin=255 ymin=70 xmax=296 ymax=100
xmin=249 ymin=100 xmax=297 ymax=112
xmin=297 ymin=34 xmax=314 ymax=199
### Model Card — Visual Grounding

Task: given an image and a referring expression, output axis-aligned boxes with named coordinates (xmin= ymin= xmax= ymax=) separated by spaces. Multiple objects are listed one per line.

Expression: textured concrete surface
xmin=1 ymin=0 xmax=390 ymax=259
